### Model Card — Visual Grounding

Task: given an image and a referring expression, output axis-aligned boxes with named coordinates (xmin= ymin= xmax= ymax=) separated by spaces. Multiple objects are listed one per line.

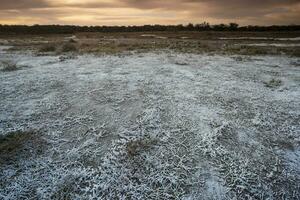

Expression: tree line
xmin=0 ymin=23 xmax=299 ymax=34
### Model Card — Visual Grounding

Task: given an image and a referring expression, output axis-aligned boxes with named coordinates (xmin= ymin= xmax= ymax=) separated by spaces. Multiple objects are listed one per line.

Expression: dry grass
xmin=264 ymin=78 xmax=283 ymax=88
xmin=2 ymin=32 xmax=299 ymax=56
xmin=126 ymin=139 xmax=158 ymax=157
xmin=60 ymin=42 xmax=78 ymax=52
xmin=0 ymin=130 xmax=46 ymax=165
xmin=0 ymin=60 xmax=18 ymax=71
xmin=39 ymin=44 xmax=56 ymax=52
xmin=175 ymin=61 xmax=189 ymax=65
xmin=68 ymin=38 xmax=77 ymax=43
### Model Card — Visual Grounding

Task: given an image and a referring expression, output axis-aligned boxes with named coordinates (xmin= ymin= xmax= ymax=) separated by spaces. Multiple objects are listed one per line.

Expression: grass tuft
xmin=0 ymin=130 xmax=46 ymax=165
xmin=61 ymin=43 xmax=77 ymax=52
xmin=39 ymin=44 xmax=56 ymax=52
xmin=126 ymin=139 xmax=157 ymax=157
xmin=264 ymin=78 xmax=282 ymax=88
xmin=0 ymin=60 xmax=18 ymax=71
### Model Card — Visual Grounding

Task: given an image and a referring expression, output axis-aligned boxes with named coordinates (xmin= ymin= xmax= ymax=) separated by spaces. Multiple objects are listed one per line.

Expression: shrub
xmin=126 ymin=139 xmax=157 ymax=157
xmin=59 ymin=55 xmax=77 ymax=62
xmin=264 ymin=78 xmax=282 ymax=88
xmin=39 ymin=44 xmax=56 ymax=52
xmin=175 ymin=61 xmax=189 ymax=65
xmin=61 ymin=43 xmax=77 ymax=52
xmin=69 ymin=38 xmax=77 ymax=43
xmin=1 ymin=60 xmax=18 ymax=71
xmin=0 ymin=130 xmax=46 ymax=164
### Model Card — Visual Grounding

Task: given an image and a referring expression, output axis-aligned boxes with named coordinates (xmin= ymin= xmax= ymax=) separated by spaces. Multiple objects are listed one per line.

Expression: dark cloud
xmin=0 ymin=0 xmax=49 ymax=10
xmin=120 ymin=0 xmax=300 ymax=9
xmin=117 ymin=0 xmax=300 ymax=24
xmin=0 ymin=0 xmax=299 ymax=25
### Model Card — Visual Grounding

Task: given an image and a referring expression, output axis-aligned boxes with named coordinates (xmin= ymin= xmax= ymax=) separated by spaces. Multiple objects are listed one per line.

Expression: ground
xmin=0 ymin=32 xmax=300 ymax=199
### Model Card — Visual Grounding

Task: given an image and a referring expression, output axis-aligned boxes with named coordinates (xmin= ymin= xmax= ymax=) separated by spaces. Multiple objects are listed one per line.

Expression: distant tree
xmin=213 ymin=24 xmax=228 ymax=31
xmin=195 ymin=22 xmax=210 ymax=31
xmin=229 ymin=23 xmax=239 ymax=31
xmin=176 ymin=24 xmax=185 ymax=31
xmin=0 ymin=23 xmax=299 ymax=34
xmin=186 ymin=23 xmax=194 ymax=31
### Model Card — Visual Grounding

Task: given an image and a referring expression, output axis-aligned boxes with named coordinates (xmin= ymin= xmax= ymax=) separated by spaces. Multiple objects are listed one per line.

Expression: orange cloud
xmin=0 ymin=0 xmax=299 ymax=25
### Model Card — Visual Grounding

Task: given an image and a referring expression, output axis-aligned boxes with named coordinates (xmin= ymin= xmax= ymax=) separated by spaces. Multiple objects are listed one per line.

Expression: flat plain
xmin=0 ymin=32 xmax=300 ymax=199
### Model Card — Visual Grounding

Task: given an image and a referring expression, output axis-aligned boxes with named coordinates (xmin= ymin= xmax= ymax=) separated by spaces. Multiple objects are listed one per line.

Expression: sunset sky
xmin=0 ymin=0 xmax=300 ymax=26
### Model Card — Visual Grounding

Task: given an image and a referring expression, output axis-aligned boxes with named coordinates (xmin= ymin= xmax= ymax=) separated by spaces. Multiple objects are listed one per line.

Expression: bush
xmin=1 ymin=60 xmax=18 ymax=71
xmin=39 ymin=44 xmax=56 ymax=52
xmin=69 ymin=38 xmax=77 ymax=43
xmin=264 ymin=78 xmax=282 ymax=88
xmin=0 ymin=130 xmax=46 ymax=164
xmin=175 ymin=61 xmax=189 ymax=65
xmin=61 ymin=43 xmax=77 ymax=52
xmin=126 ymin=139 xmax=157 ymax=157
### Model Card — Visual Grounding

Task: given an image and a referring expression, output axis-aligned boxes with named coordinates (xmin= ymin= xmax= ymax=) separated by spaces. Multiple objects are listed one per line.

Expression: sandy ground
xmin=0 ymin=46 xmax=300 ymax=199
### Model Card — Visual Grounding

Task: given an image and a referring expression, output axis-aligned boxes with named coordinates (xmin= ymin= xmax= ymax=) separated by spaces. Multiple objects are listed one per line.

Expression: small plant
xmin=0 ymin=60 xmax=18 ymax=71
xmin=175 ymin=61 xmax=189 ymax=66
xmin=126 ymin=139 xmax=157 ymax=157
xmin=61 ymin=43 xmax=77 ymax=52
xmin=51 ymin=175 xmax=80 ymax=200
xmin=59 ymin=55 xmax=77 ymax=62
xmin=264 ymin=78 xmax=282 ymax=88
xmin=39 ymin=44 xmax=56 ymax=52
xmin=0 ymin=130 xmax=46 ymax=164
xmin=234 ymin=56 xmax=243 ymax=61
xmin=69 ymin=38 xmax=77 ymax=43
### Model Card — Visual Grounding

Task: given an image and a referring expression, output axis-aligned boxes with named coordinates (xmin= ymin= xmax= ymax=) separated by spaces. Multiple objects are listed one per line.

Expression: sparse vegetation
xmin=1 ymin=31 xmax=299 ymax=56
xmin=39 ymin=44 xmax=56 ymax=52
xmin=0 ymin=32 xmax=299 ymax=199
xmin=175 ymin=61 xmax=189 ymax=65
xmin=68 ymin=38 xmax=77 ymax=43
xmin=59 ymin=55 xmax=77 ymax=62
xmin=0 ymin=24 xmax=299 ymax=35
xmin=0 ymin=130 xmax=46 ymax=165
xmin=50 ymin=175 xmax=82 ymax=200
xmin=0 ymin=60 xmax=18 ymax=71
xmin=60 ymin=43 xmax=77 ymax=52
xmin=126 ymin=138 xmax=157 ymax=157
xmin=264 ymin=78 xmax=283 ymax=88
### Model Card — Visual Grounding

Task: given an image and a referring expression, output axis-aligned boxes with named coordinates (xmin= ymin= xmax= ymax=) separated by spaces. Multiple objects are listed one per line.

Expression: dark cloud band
xmin=0 ymin=0 xmax=299 ymax=25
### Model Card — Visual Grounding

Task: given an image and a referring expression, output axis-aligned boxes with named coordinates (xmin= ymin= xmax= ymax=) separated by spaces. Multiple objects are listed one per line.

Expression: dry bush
xmin=264 ymin=78 xmax=282 ymax=88
xmin=175 ymin=61 xmax=189 ymax=66
xmin=0 ymin=60 xmax=18 ymax=71
xmin=126 ymin=139 xmax=157 ymax=157
xmin=39 ymin=44 xmax=56 ymax=52
xmin=60 ymin=43 xmax=78 ymax=52
xmin=50 ymin=175 xmax=82 ymax=200
xmin=0 ymin=130 xmax=46 ymax=165
xmin=59 ymin=55 xmax=77 ymax=62
xmin=68 ymin=38 xmax=77 ymax=43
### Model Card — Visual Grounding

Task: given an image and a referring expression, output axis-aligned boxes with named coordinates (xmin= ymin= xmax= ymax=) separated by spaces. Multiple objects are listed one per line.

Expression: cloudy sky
xmin=0 ymin=0 xmax=299 ymax=26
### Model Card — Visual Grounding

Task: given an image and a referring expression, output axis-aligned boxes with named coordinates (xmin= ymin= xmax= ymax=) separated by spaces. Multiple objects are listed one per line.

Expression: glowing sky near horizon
xmin=0 ymin=0 xmax=299 ymax=25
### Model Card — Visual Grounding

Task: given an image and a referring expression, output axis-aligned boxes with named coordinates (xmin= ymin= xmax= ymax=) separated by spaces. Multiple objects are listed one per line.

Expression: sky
xmin=0 ymin=0 xmax=299 ymax=26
